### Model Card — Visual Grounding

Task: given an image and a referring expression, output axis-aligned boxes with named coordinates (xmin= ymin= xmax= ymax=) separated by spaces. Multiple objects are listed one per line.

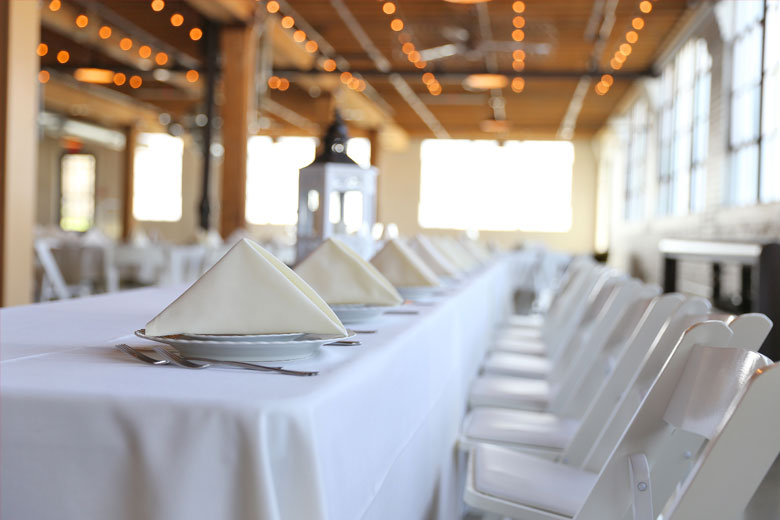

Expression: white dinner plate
xmin=331 ymin=304 xmax=397 ymax=324
xmin=134 ymin=329 xmax=356 ymax=362
xmin=398 ymin=286 xmax=442 ymax=300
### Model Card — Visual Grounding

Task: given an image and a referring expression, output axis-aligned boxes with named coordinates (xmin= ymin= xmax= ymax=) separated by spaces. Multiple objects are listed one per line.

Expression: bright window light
xmin=346 ymin=137 xmax=371 ymax=168
xmin=246 ymin=136 xmax=371 ymax=225
xmin=418 ymin=139 xmax=574 ymax=232
xmin=60 ymin=153 xmax=96 ymax=232
xmin=246 ymin=136 xmax=316 ymax=225
xmin=133 ymin=133 xmax=183 ymax=221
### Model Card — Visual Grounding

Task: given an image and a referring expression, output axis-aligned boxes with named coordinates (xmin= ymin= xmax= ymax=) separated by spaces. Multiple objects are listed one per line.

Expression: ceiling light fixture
xmin=464 ymin=73 xmax=508 ymax=90
xmin=74 ymin=68 xmax=114 ymax=84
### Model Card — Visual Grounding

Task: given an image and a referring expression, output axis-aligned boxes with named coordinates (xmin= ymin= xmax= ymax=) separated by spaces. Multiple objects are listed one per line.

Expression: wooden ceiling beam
xmin=186 ymin=0 xmax=256 ymax=24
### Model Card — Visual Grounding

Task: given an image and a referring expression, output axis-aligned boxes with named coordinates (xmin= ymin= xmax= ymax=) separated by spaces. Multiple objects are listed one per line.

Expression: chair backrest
xmin=537 ymin=260 xmax=600 ymax=339
xmin=34 ymin=238 xmax=72 ymax=300
xmin=555 ymin=284 xmax=663 ymax=417
xmin=546 ymin=268 xmax=616 ymax=361
xmin=562 ymin=295 xmax=704 ymax=466
xmin=574 ymin=324 xmax=773 ymax=520
xmin=549 ymin=279 xmax=656 ymax=411
xmin=658 ymin=362 xmax=780 ymax=520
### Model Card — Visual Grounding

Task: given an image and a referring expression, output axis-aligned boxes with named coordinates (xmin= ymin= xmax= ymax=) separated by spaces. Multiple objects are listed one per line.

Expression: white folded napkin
xmin=371 ymin=238 xmax=440 ymax=287
xmin=145 ymin=238 xmax=347 ymax=336
xmin=408 ymin=235 xmax=460 ymax=278
xmin=430 ymin=237 xmax=476 ymax=272
xmin=459 ymin=238 xmax=491 ymax=264
xmin=295 ymin=238 xmax=403 ymax=306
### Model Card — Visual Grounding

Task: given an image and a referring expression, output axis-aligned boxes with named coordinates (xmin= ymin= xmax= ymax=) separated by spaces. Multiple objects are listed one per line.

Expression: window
xmin=761 ymin=0 xmax=780 ymax=201
xmin=246 ymin=136 xmax=316 ymax=225
xmin=657 ymin=38 xmax=711 ymax=215
xmin=59 ymin=153 xmax=96 ymax=232
xmin=133 ymin=133 xmax=183 ymax=221
xmin=418 ymin=139 xmax=574 ymax=232
xmin=724 ymin=0 xmax=764 ymax=205
xmin=245 ymin=136 xmax=370 ymax=226
xmin=625 ymin=100 xmax=649 ymax=220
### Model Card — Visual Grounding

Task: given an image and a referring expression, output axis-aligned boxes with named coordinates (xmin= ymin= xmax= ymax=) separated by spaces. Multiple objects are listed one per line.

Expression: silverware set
xmin=115 ymin=343 xmax=318 ymax=376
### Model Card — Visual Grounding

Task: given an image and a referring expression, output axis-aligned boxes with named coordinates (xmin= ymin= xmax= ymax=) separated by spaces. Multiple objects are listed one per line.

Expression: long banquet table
xmin=1 ymin=254 xmax=523 ymax=520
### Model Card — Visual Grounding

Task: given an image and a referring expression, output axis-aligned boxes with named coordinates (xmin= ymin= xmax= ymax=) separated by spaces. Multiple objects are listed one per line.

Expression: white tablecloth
xmin=1 ymin=255 xmax=518 ymax=520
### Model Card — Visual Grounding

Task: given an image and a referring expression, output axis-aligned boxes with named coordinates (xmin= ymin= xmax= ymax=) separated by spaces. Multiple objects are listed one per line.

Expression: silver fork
xmin=115 ymin=344 xmax=318 ymax=376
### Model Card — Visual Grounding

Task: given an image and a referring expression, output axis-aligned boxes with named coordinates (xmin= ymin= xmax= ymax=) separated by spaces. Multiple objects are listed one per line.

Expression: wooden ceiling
xmin=38 ymin=0 xmax=693 ymax=141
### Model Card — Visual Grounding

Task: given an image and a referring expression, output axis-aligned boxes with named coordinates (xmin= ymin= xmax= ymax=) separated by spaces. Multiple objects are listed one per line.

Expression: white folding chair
xmin=465 ymin=319 xmax=775 ymax=520
xmin=480 ymin=280 xmax=657 ymax=380
xmin=461 ymin=293 xmax=687 ymax=456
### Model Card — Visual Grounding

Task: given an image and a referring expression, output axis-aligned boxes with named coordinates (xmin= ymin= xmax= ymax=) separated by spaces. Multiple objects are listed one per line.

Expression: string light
xmin=601 ymin=74 xmax=614 ymax=86
xmin=639 ymin=1 xmax=652 ymax=14
xmin=155 ymin=52 xmax=168 ymax=65
xmin=129 ymin=75 xmax=143 ymax=88
xmin=610 ymin=58 xmax=623 ymax=69
xmin=322 ymin=59 xmax=337 ymax=72
xmin=138 ymin=45 xmax=152 ymax=59
xmin=266 ymin=1 xmax=280 ymax=13
xmin=512 ymin=1 xmax=525 ymax=13
xmin=185 ymin=70 xmax=199 ymax=82
xmin=119 ymin=38 xmax=133 ymax=51
xmin=305 ymin=40 xmax=318 ymax=53
xmin=268 ymin=76 xmax=281 ymax=89
xmin=626 ymin=30 xmax=638 ymax=43
xmin=190 ymin=28 xmax=203 ymax=41
xmin=75 ymin=15 xmax=89 ymax=28
xmin=39 ymin=70 xmax=50 ymax=83
xmin=57 ymin=50 xmax=70 ymax=63
xmin=278 ymin=78 xmax=290 ymax=91
xmin=382 ymin=2 xmax=396 ymax=14
xmin=422 ymin=72 xmax=435 ymax=85
xmin=390 ymin=18 xmax=404 ymax=31
xmin=293 ymin=30 xmax=306 ymax=43
xmin=37 ymin=43 xmax=48 ymax=57
xmin=402 ymin=42 xmax=415 ymax=54
xmin=513 ymin=16 xmax=525 ymax=28
xmin=512 ymin=60 xmax=525 ymax=72
xmin=513 ymin=49 xmax=526 ymax=61
xmin=512 ymin=29 xmax=525 ymax=41
xmin=408 ymin=50 xmax=421 ymax=63
xmin=170 ymin=13 xmax=183 ymax=27
xmin=281 ymin=16 xmax=295 ymax=29
xmin=151 ymin=0 xmax=165 ymax=12
xmin=48 ymin=0 xmax=61 ymax=12
xmin=632 ymin=17 xmax=645 ymax=30
xmin=595 ymin=81 xmax=608 ymax=95
xmin=619 ymin=43 xmax=632 ymax=56
xmin=614 ymin=52 xmax=626 ymax=63
xmin=113 ymin=72 xmax=126 ymax=86
xmin=414 ymin=60 xmax=427 ymax=69
xmin=511 ymin=77 xmax=525 ymax=93
xmin=98 ymin=26 xmax=112 ymax=39
xmin=340 ymin=71 xmax=352 ymax=84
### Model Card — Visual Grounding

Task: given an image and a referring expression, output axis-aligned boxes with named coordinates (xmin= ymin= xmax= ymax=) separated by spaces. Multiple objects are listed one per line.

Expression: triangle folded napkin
xmin=431 ymin=236 xmax=476 ymax=272
xmin=408 ymin=235 xmax=460 ymax=278
xmin=295 ymin=238 xmax=403 ymax=306
xmin=145 ymin=238 xmax=347 ymax=337
xmin=371 ymin=238 xmax=440 ymax=288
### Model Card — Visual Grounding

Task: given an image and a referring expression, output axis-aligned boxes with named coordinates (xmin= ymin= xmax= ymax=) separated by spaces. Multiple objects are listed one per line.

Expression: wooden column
xmin=121 ymin=125 xmax=137 ymax=241
xmin=219 ymin=24 xmax=257 ymax=238
xmin=1 ymin=0 xmax=40 ymax=306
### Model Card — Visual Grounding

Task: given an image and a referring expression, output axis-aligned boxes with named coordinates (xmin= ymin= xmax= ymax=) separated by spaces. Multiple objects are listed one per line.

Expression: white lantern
xmin=296 ymin=114 xmax=378 ymax=261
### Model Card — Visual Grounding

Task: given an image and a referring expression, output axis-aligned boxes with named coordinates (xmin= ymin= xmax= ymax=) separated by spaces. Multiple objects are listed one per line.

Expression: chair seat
xmin=470 ymin=375 xmax=551 ymax=410
xmin=473 ymin=444 xmax=596 ymax=518
xmin=482 ymin=352 xmax=551 ymax=378
xmin=463 ymin=408 xmax=578 ymax=450
xmin=498 ymin=326 xmax=544 ymax=340
xmin=507 ymin=314 xmax=544 ymax=328
xmin=492 ymin=336 xmax=548 ymax=356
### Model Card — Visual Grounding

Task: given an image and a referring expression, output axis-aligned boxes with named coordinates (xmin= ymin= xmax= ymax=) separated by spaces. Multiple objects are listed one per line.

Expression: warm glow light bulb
xmin=76 ymin=15 xmax=89 ymax=28
xmin=322 ymin=59 xmax=337 ymax=72
xmin=512 ymin=1 xmax=525 ymax=13
xmin=281 ymin=16 xmax=295 ymax=29
xmin=39 ymin=70 xmax=50 ymax=83
xmin=639 ymin=1 xmax=652 ymax=13
xmin=129 ymin=75 xmax=143 ymax=88
xmin=185 ymin=69 xmax=199 ymax=82
xmin=139 ymin=45 xmax=152 ymax=59
xmin=170 ymin=13 xmax=184 ymax=27
xmin=626 ymin=30 xmax=638 ymax=44
xmin=512 ymin=29 xmax=525 ymax=41
xmin=190 ymin=28 xmax=203 ymax=41
xmin=155 ymin=52 xmax=168 ymax=65
xmin=632 ymin=17 xmax=645 ymax=30
xmin=513 ymin=49 xmax=526 ymax=61
xmin=113 ymin=72 xmax=126 ymax=86
xmin=422 ymin=72 xmax=435 ymax=85
xmin=601 ymin=74 xmax=614 ymax=86
xmin=619 ymin=43 xmax=632 ymax=56
xmin=119 ymin=38 xmax=133 ymax=51
xmin=513 ymin=16 xmax=525 ymax=28
xmin=390 ymin=18 xmax=404 ymax=31
xmin=49 ymin=0 xmax=61 ymax=12
xmin=293 ymin=30 xmax=306 ymax=42
xmin=98 ymin=26 xmax=112 ymax=39
xmin=305 ymin=40 xmax=318 ymax=53
xmin=37 ymin=43 xmax=48 ymax=57
xmin=266 ymin=1 xmax=280 ymax=13
xmin=57 ymin=50 xmax=70 ymax=63
xmin=340 ymin=71 xmax=352 ymax=84
xmin=383 ymin=2 xmax=396 ymax=14
xmin=268 ymin=75 xmax=281 ymax=89
xmin=278 ymin=78 xmax=290 ymax=91
xmin=511 ymin=77 xmax=525 ymax=93
xmin=151 ymin=0 xmax=165 ymax=12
